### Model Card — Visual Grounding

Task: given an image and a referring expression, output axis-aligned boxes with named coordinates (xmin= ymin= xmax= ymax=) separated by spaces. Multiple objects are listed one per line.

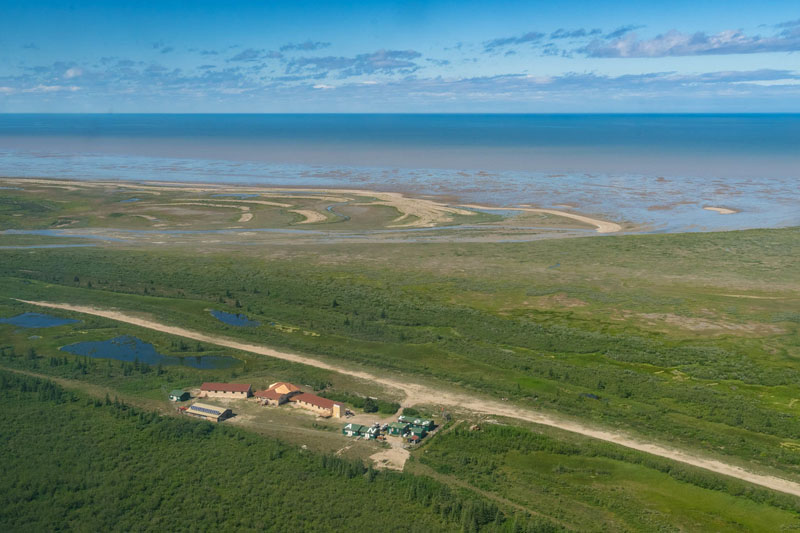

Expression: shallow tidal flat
xmin=0 ymin=178 xmax=624 ymax=249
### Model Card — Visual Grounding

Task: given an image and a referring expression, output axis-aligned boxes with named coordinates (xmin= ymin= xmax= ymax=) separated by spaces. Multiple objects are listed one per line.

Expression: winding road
xmin=19 ymin=299 xmax=800 ymax=498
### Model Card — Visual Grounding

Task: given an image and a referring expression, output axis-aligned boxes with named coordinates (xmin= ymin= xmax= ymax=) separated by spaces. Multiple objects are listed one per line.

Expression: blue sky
xmin=1 ymin=0 xmax=799 ymax=112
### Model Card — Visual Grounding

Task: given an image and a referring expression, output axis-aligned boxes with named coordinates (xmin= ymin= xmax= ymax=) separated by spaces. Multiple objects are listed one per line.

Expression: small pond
xmin=210 ymin=309 xmax=260 ymax=327
xmin=0 ymin=312 xmax=79 ymax=328
xmin=60 ymin=335 xmax=240 ymax=369
xmin=119 ymin=197 xmax=140 ymax=203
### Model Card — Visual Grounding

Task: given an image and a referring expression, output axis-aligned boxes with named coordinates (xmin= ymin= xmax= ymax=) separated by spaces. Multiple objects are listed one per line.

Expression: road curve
xmin=20 ymin=299 xmax=800 ymax=498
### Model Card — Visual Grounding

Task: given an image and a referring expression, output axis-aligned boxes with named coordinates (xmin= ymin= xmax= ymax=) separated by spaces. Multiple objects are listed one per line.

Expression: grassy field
xmin=415 ymin=422 xmax=800 ymax=531
xmin=1 ymin=181 xmax=799 ymax=528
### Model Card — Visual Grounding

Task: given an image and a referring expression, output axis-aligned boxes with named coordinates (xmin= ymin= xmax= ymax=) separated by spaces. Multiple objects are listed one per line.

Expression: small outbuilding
xmin=398 ymin=416 xmax=434 ymax=429
xmin=342 ymin=423 xmax=365 ymax=437
xmin=169 ymin=390 xmax=190 ymax=402
xmin=407 ymin=426 xmax=427 ymax=439
xmin=365 ymin=426 xmax=381 ymax=439
xmin=387 ymin=422 xmax=409 ymax=436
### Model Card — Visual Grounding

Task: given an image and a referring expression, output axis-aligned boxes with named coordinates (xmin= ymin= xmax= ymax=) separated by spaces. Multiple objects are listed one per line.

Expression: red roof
xmin=254 ymin=389 xmax=285 ymax=400
xmin=289 ymin=392 xmax=342 ymax=410
xmin=201 ymin=382 xmax=251 ymax=393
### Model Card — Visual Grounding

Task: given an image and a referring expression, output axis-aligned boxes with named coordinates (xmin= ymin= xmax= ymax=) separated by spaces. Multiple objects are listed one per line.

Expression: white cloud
xmin=64 ymin=67 xmax=83 ymax=79
xmin=23 ymin=85 xmax=80 ymax=93
xmin=313 ymin=84 xmax=335 ymax=89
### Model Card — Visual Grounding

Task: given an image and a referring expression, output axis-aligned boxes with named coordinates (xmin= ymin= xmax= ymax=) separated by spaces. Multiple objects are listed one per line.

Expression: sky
xmin=1 ymin=0 xmax=799 ymax=112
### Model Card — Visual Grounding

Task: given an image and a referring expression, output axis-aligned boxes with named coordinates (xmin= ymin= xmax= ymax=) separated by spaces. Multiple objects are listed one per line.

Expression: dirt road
xmin=20 ymin=299 xmax=800 ymax=498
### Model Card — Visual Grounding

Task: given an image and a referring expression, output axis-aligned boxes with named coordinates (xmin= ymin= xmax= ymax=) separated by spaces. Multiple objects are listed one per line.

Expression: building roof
xmin=255 ymin=389 xmax=285 ymax=400
xmin=289 ymin=392 xmax=342 ymax=410
xmin=268 ymin=382 xmax=301 ymax=395
xmin=170 ymin=389 xmax=187 ymax=396
xmin=201 ymin=382 xmax=251 ymax=393
xmin=388 ymin=422 xmax=409 ymax=429
xmin=344 ymin=423 xmax=365 ymax=432
xmin=187 ymin=403 xmax=229 ymax=416
xmin=398 ymin=416 xmax=433 ymax=427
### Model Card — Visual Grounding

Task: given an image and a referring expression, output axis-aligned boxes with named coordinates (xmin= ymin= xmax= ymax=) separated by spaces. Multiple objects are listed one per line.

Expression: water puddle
xmin=60 ymin=335 xmax=240 ymax=369
xmin=210 ymin=309 xmax=260 ymax=327
xmin=0 ymin=312 xmax=80 ymax=328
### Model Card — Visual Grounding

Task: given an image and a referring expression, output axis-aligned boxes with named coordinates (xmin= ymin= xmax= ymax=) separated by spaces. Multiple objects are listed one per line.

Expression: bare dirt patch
xmin=636 ymin=312 xmax=784 ymax=334
xmin=370 ymin=437 xmax=410 ymax=470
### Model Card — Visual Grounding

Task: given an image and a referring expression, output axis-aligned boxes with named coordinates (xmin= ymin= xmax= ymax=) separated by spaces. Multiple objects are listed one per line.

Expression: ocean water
xmin=0 ymin=114 xmax=798 ymax=231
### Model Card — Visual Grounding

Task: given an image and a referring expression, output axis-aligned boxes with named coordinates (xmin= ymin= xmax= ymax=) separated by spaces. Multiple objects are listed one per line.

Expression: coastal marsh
xmin=1 ymin=178 xmax=799 ymax=530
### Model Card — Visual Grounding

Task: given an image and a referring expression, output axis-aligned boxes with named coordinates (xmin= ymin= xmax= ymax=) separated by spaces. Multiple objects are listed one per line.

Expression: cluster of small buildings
xmin=343 ymin=414 xmax=435 ymax=444
xmin=175 ymin=381 xmax=346 ymax=423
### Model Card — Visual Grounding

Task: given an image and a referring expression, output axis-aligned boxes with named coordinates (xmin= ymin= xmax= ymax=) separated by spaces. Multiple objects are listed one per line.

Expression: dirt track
xmin=20 ymin=299 xmax=800 ymax=498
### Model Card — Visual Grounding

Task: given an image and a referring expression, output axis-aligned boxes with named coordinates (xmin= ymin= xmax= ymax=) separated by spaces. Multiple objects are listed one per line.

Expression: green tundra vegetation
xmin=0 ymin=371 xmax=557 ymax=532
xmin=416 ymin=423 xmax=800 ymax=531
xmin=0 ymin=227 xmax=798 ymax=476
xmin=1 ymin=183 xmax=799 ymax=529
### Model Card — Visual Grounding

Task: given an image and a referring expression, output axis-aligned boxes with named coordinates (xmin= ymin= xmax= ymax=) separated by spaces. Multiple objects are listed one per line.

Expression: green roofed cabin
xmin=387 ymin=422 xmax=409 ymax=436
xmin=366 ymin=426 xmax=381 ymax=439
xmin=342 ymin=423 xmax=366 ymax=437
xmin=398 ymin=415 xmax=434 ymax=429
xmin=169 ymin=390 xmax=190 ymax=402
xmin=407 ymin=426 xmax=427 ymax=439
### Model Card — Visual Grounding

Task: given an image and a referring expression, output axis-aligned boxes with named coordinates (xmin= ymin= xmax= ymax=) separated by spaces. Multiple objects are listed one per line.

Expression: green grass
xmin=417 ymin=423 xmax=800 ymax=532
xmin=2 ymin=181 xmax=800 ymax=526
xmin=0 ymin=226 xmax=798 ymax=477
xmin=1 ymin=370 xmax=558 ymax=532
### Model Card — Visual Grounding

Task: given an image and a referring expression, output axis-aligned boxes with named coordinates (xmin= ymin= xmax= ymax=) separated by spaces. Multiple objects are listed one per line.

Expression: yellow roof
xmin=268 ymin=382 xmax=301 ymax=395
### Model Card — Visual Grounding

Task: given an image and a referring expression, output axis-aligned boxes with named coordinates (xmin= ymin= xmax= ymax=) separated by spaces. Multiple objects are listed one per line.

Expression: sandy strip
xmin=186 ymin=198 xmax=292 ymax=208
xmin=704 ymin=206 xmax=738 ymax=215
xmin=3 ymin=179 xmax=477 ymax=229
xmin=238 ymin=213 xmax=253 ymax=223
xmin=460 ymin=204 xmax=622 ymax=233
xmin=290 ymin=209 xmax=327 ymax=224
xmin=18 ymin=298 xmax=800 ymax=497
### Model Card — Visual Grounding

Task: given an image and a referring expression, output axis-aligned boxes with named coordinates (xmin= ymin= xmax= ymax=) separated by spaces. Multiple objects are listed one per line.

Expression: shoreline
xmin=1 ymin=176 xmax=623 ymax=234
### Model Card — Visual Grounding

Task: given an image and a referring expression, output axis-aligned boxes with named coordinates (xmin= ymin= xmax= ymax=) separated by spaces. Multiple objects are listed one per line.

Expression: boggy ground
xmin=0 ymin=177 xmax=628 ymax=248
xmin=2 ymin=177 xmax=800 ymax=530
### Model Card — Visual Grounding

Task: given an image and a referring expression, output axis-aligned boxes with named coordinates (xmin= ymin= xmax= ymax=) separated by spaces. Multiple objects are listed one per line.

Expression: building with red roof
xmin=289 ymin=392 xmax=344 ymax=418
xmin=200 ymin=382 xmax=252 ymax=399
xmin=254 ymin=387 xmax=292 ymax=406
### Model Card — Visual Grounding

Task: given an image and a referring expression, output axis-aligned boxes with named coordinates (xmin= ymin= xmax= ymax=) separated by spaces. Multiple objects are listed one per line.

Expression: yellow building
xmin=200 ymin=382 xmax=252 ymax=399
xmin=289 ymin=392 xmax=344 ymax=418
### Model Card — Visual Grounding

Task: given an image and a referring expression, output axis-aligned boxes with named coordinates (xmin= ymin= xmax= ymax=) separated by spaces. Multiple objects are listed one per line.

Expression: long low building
xmin=185 ymin=403 xmax=233 ymax=422
xmin=289 ymin=392 xmax=344 ymax=418
xmin=201 ymin=382 xmax=252 ymax=399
